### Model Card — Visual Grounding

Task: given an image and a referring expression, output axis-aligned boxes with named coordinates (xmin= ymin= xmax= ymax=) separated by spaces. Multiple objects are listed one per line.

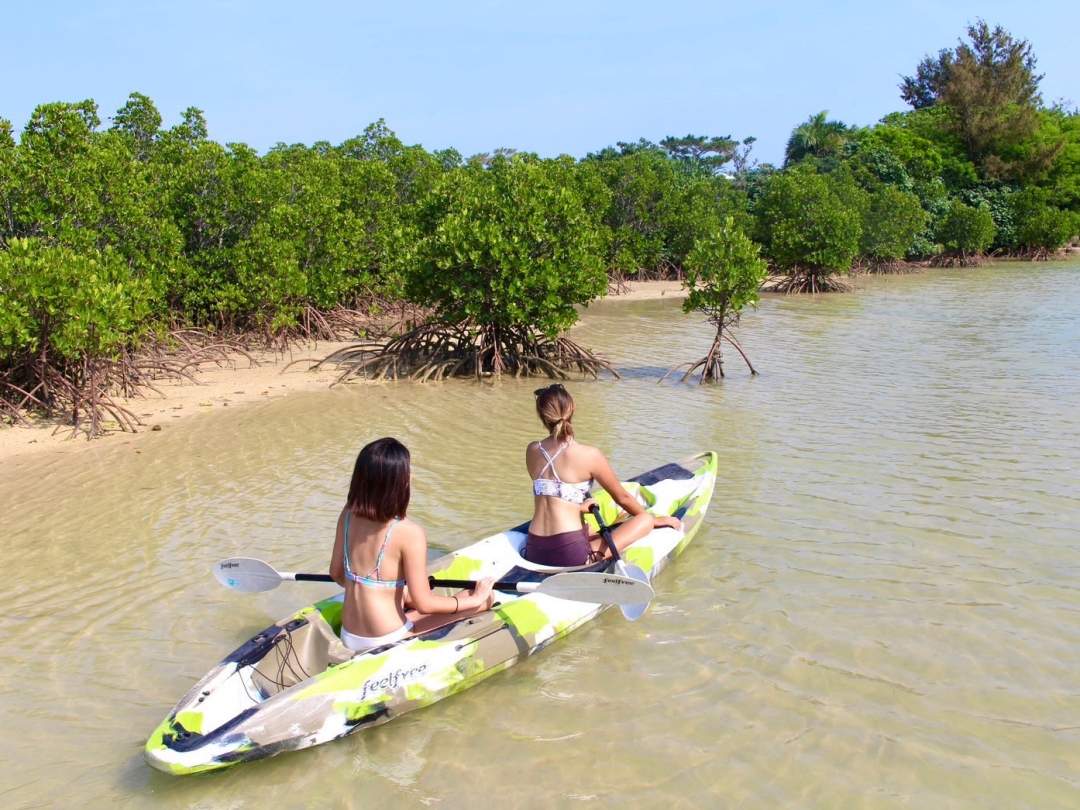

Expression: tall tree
xmin=660 ymin=134 xmax=738 ymax=175
xmin=784 ymin=112 xmax=849 ymax=166
xmin=900 ymin=21 xmax=1056 ymax=179
xmin=754 ymin=168 xmax=863 ymax=292
xmin=110 ymin=92 xmax=162 ymax=160
xmin=667 ymin=217 xmax=766 ymax=382
xmin=900 ymin=49 xmax=954 ymax=110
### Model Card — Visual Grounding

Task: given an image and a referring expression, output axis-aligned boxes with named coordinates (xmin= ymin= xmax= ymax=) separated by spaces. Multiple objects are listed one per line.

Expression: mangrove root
xmin=930 ymin=253 xmax=987 ymax=268
xmin=1 ymin=328 xmax=266 ymax=439
xmin=660 ymin=326 xmax=757 ymax=384
xmin=769 ymin=270 xmax=853 ymax=294
xmin=311 ymin=321 xmax=620 ymax=383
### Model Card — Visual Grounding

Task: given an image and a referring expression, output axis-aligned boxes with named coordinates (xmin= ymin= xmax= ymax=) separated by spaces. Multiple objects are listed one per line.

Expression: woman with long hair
xmin=330 ymin=437 xmax=494 ymax=653
xmin=524 ymin=384 xmax=681 ymax=566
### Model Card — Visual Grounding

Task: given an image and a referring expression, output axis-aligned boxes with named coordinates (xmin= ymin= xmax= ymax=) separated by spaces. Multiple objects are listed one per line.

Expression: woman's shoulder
xmin=569 ymin=439 xmax=602 ymax=459
xmin=392 ymin=517 xmax=426 ymax=544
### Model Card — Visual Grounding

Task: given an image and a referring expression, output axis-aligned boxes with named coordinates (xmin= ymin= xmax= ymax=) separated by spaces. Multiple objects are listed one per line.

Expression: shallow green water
xmin=1 ymin=262 xmax=1078 ymax=808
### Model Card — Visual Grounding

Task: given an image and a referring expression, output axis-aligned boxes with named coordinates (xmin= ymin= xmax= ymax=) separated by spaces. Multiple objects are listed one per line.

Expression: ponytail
xmin=534 ymin=384 xmax=575 ymax=440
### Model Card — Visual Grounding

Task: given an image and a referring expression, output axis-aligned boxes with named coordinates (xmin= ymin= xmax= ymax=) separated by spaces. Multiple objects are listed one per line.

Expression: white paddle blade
xmin=214 ymin=557 xmax=284 ymax=592
xmin=536 ymin=571 xmax=655 ymax=606
xmin=615 ymin=562 xmax=651 ymax=621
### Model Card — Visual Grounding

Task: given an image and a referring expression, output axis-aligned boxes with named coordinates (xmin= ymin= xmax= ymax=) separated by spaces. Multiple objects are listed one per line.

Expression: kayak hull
xmin=145 ymin=451 xmax=717 ymax=774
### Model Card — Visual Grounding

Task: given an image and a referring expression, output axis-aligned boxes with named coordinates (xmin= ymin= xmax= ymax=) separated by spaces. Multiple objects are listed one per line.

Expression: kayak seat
xmin=249 ymin=611 xmax=353 ymax=698
xmin=629 ymin=463 xmax=694 ymax=486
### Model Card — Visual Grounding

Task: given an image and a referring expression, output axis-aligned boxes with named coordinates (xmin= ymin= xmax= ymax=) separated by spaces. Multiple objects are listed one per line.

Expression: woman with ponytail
xmin=524 ymin=385 xmax=681 ymax=566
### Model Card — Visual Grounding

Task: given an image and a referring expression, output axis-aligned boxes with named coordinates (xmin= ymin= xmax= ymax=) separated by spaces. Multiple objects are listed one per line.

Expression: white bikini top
xmin=532 ymin=440 xmax=591 ymax=504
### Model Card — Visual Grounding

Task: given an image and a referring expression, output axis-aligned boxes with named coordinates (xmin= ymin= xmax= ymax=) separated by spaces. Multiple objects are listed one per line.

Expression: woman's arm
xmin=329 ymin=510 xmax=347 ymax=588
xmin=400 ymin=522 xmax=493 ymax=613
xmin=590 ymin=449 xmax=681 ymax=530
xmin=590 ymin=450 xmax=647 ymax=516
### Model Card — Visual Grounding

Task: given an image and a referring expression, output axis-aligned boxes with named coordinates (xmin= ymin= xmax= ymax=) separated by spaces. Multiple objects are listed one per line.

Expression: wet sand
xmin=0 ymin=341 xmax=357 ymax=462
xmin=0 ymin=282 xmax=687 ymax=462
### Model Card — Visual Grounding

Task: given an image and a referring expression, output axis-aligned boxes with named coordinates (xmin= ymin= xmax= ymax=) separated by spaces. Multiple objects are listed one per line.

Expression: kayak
xmin=144 ymin=451 xmax=717 ymax=774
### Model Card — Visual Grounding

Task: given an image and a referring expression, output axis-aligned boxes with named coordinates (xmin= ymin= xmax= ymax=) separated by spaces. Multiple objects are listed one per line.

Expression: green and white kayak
xmin=144 ymin=451 xmax=717 ymax=775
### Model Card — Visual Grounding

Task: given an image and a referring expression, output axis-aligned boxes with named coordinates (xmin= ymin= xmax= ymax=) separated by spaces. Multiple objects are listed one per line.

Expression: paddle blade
xmin=214 ymin=557 xmax=284 ymax=592
xmin=536 ymin=571 xmax=655 ymax=606
xmin=615 ymin=562 xmax=652 ymax=621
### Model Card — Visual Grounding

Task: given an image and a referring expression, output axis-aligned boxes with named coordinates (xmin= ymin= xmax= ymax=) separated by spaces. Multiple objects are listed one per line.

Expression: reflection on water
xmin=2 ymin=262 xmax=1079 ymax=808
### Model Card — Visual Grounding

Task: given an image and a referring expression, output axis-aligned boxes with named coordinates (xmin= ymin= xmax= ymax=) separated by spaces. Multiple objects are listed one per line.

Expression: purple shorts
xmin=524 ymin=526 xmax=592 ymax=567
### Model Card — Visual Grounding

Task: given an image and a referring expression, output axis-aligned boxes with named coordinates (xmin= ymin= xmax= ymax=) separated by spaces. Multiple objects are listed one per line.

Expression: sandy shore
xmin=0 ymin=341 xmax=358 ymax=462
xmin=0 ymin=282 xmax=685 ymax=462
xmin=605 ymin=279 xmax=687 ymax=301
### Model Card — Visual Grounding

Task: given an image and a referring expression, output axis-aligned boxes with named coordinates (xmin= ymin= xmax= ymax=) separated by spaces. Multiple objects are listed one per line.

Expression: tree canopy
xmin=900 ymin=20 xmax=1057 ymax=180
xmin=1 ymin=22 xmax=1078 ymax=430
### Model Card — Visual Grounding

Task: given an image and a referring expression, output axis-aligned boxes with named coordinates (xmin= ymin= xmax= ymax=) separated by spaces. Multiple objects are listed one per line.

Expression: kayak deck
xmin=145 ymin=451 xmax=717 ymax=774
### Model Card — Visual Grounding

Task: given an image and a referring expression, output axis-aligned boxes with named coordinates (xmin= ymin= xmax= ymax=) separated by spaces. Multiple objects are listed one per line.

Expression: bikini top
xmin=532 ymin=440 xmax=591 ymax=505
xmin=343 ymin=512 xmax=406 ymax=589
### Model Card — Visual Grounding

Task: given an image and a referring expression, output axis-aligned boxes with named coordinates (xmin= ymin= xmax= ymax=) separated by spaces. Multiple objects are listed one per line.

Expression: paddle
xmin=588 ymin=503 xmax=653 ymax=621
xmin=213 ymin=556 xmax=654 ymax=607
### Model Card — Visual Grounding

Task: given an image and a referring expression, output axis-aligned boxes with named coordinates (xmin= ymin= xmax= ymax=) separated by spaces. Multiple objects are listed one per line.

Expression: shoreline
xmin=0 ymin=281 xmax=685 ymax=463
xmin=10 ymin=253 xmax=1075 ymax=464
xmin=0 ymin=341 xmax=359 ymax=463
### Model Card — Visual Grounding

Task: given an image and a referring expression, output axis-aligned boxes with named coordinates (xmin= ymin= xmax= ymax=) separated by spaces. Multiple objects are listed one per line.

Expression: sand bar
xmin=0 ymin=282 xmax=686 ymax=462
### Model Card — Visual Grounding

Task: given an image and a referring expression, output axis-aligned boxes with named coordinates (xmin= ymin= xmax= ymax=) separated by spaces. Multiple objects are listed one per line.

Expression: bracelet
xmin=452 ymin=595 xmax=459 ymax=612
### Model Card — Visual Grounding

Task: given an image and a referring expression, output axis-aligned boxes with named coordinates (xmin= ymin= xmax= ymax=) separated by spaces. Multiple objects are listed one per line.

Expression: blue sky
xmin=3 ymin=1 xmax=1077 ymax=164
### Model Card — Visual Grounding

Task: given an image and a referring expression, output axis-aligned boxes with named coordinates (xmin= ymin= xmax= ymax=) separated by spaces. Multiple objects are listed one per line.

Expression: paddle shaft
xmin=283 ymin=509 xmax=618 ymax=588
xmin=283 ymin=571 xmax=544 ymax=593
xmin=589 ymin=504 xmax=622 ymax=563
xmin=292 ymin=573 xmax=333 ymax=583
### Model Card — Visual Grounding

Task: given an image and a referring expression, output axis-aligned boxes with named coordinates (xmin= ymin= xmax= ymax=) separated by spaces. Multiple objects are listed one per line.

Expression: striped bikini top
xmin=343 ymin=512 xmax=406 ymax=589
xmin=532 ymin=440 xmax=591 ymax=505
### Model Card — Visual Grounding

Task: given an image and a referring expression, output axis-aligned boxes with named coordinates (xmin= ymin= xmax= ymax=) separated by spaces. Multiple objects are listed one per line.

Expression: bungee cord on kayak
xmin=241 ymin=629 xmax=312 ymax=702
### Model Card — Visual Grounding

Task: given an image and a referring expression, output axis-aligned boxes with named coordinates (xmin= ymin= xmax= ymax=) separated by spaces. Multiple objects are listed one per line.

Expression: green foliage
xmin=784 ymin=112 xmax=850 ymax=167
xmin=900 ymin=21 xmax=1058 ymax=181
xmin=0 ymin=238 xmax=152 ymax=361
xmin=900 ymin=47 xmax=954 ymax=110
xmin=860 ymin=186 xmax=928 ymax=262
xmin=407 ymin=156 xmax=607 ymax=336
xmin=850 ymin=123 xmax=945 ymax=196
xmin=1035 ymin=107 xmax=1080 ymax=211
xmin=581 ymin=149 xmax=678 ymax=277
xmin=110 ymin=92 xmax=162 ymax=160
xmin=935 ymin=199 xmax=996 ymax=256
xmin=877 ymin=108 xmax=980 ymax=191
xmin=754 ymin=169 xmax=863 ymax=274
xmin=659 ymin=134 xmax=738 ymax=175
xmin=683 ymin=218 xmax=766 ymax=321
xmin=957 ymin=186 xmax=1018 ymax=250
xmin=1011 ymin=189 xmax=1078 ymax=252
xmin=0 ymin=71 xmax=1076 ymax=426
xmin=6 ymin=100 xmax=182 ymax=309
xmin=581 ymin=143 xmax=753 ymax=278
xmin=664 ymin=175 xmax=753 ymax=272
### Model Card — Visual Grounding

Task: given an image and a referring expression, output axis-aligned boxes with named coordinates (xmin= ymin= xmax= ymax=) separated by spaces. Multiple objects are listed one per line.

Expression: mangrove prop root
xmin=316 ymin=321 xmax=619 ymax=383
xmin=858 ymin=260 xmax=923 ymax=275
xmin=661 ymin=323 xmax=756 ymax=384
xmin=1 ymin=327 xmax=276 ymax=438
xmin=721 ymin=330 xmax=758 ymax=375
xmin=930 ymin=252 xmax=989 ymax=268
xmin=771 ymin=270 xmax=853 ymax=294
xmin=607 ymin=274 xmax=633 ymax=296
xmin=0 ymin=300 xmax=438 ymax=438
